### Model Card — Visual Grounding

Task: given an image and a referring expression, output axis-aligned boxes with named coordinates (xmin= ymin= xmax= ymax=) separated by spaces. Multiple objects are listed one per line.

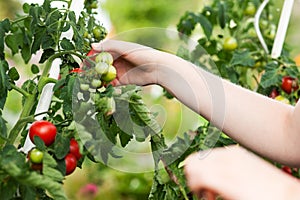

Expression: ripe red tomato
xmin=269 ymin=88 xmax=279 ymax=99
xmin=281 ymin=76 xmax=299 ymax=94
xmin=69 ymin=138 xmax=82 ymax=160
xmin=65 ymin=153 xmax=77 ymax=175
xmin=29 ymin=121 xmax=57 ymax=146
xmin=70 ymin=68 xmax=84 ymax=74
xmin=282 ymin=166 xmax=292 ymax=175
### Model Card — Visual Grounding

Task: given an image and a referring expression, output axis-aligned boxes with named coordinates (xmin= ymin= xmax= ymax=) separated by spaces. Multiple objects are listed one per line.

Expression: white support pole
xmin=271 ymin=0 xmax=294 ymax=59
xmin=21 ymin=0 xmax=84 ymax=153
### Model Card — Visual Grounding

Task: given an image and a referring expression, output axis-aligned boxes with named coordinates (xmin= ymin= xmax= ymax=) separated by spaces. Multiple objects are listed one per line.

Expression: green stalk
xmin=6 ymin=94 xmax=36 ymax=145
xmin=9 ymin=83 xmax=30 ymax=97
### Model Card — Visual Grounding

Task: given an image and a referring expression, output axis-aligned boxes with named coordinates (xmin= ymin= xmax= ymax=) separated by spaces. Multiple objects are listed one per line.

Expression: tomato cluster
xmin=28 ymin=120 xmax=82 ymax=176
xmin=77 ymin=51 xmax=117 ymax=91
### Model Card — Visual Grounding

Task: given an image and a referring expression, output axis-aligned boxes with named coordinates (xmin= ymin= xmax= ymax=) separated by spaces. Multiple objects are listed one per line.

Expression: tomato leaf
xmin=230 ymin=50 xmax=255 ymax=67
xmin=260 ymin=62 xmax=281 ymax=88
xmin=0 ymin=112 xmax=7 ymax=140
xmin=60 ymin=38 xmax=75 ymax=50
xmin=196 ymin=14 xmax=213 ymax=39
xmin=8 ymin=67 xmax=20 ymax=81
xmin=39 ymin=48 xmax=55 ymax=63
xmin=33 ymin=136 xmax=47 ymax=151
xmin=0 ymin=19 xmax=10 ymax=59
xmin=0 ymin=60 xmax=9 ymax=109
xmin=31 ymin=64 xmax=40 ymax=74
xmin=54 ymin=134 xmax=70 ymax=160
xmin=43 ymin=152 xmax=64 ymax=182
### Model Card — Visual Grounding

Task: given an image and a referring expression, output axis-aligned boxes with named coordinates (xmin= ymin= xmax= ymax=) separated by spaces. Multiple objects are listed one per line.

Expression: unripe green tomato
xmin=80 ymin=83 xmax=90 ymax=91
xmin=244 ymin=2 xmax=256 ymax=16
xmin=223 ymin=37 xmax=238 ymax=51
xmin=95 ymin=62 xmax=109 ymax=75
xmin=91 ymin=79 xmax=102 ymax=88
xmin=83 ymin=31 xmax=89 ymax=38
xmin=29 ymin=149 xmax=44 ymax=164
xmin=93 ymin=28 xmax=102 ymax=40
xmin=95 ymin=52 xmax=114 ymax=65
xmin=101 ymin=65 xmax=117 ymax=82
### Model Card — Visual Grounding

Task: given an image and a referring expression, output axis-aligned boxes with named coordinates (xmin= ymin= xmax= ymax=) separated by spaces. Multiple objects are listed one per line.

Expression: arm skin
xmin=94 ymin=39 xmax=300 ymax=166
xmin=92 ymin=40 xmax=300 ymax=199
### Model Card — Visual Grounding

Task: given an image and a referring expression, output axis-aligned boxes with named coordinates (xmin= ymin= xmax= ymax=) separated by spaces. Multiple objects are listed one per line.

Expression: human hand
xmin=184 ymin=146 xmax=300 ymax=200
xmin=92 ymin=40 xmax=160 ymax=86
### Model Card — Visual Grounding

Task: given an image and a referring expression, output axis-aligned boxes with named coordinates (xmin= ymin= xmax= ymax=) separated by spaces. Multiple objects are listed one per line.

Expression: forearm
xmin=155 ymin=52 xmax=300 ymax=166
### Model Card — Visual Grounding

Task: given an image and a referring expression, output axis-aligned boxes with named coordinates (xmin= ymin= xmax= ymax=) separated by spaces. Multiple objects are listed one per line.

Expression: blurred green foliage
xmin=0 ymin=0 xmax=20 ymax=19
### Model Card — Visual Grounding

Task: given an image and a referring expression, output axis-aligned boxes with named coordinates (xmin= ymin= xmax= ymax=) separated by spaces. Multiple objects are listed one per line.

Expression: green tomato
xmin=95 ymin=52 xmax=114 ymax=65
xmin=95 ymin=62 xmax=109 ymax=75
xmin=275 ymin=95 xmax=290 ymax=105
xmin=244 ymin=2 xmax=256 ymax=16
xmin=29 ymin=149 xmax=44 ymax=164
xmin=80 ymin=83 xmax=90 ymax=91
xmin=223 ymin=37 xmax=238 ymax=51
xmin=101 ymin=65 xmax=117 ymax=82
xmin=91 ymin=79 xmax=102 ymax=88
xmin=93 ymin=27 xmax=102 ymax=40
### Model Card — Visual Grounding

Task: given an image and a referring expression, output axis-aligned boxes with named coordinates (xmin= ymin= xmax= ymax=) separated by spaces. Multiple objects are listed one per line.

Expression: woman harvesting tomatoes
xmin=91 ymin=40 xmax=300 ymax=199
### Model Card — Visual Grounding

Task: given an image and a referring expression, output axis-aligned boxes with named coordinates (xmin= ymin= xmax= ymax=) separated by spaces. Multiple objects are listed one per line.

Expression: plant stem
xmin=6 ymin=94 xmax=36 ymax=145
xmin=9 ymin=83 xmax=29 ymax=97
xmin=161 ymin=159 xmax=189 ymax=200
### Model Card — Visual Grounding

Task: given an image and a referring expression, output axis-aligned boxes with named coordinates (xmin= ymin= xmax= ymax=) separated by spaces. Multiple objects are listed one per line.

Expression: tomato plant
xmin=0 ymin=0 xmax=300 ymax=199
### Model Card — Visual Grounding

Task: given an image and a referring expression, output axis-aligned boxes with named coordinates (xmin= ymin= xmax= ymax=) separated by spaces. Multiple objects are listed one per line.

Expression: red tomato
xmin=281 ymin=76 xmax=299 ymax=94
xmin=69 ymin=138 xmax=82 ymax=160
xmin=282 ymin=166 xmax=292 ymax=175
xmin=70 ymin=68 xmax=84 ymax=74
xmin=65 ymin=153 xmax=77 ymax=175
xmin=29 ymin=121 xmax=57 ymax=146
xmin=269 ymin=88 xmax=279 ymax=99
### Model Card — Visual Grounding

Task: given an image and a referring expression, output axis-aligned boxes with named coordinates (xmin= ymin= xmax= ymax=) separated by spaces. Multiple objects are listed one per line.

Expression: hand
xmin=184 ymin=146 xmax=300 ymax=200
xmin=92 ymin=40 xmax=160 ymax=86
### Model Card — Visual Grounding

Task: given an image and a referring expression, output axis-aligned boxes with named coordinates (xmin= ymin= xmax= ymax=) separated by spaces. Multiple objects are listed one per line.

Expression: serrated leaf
xmin=8 ymin=67 xmax=20 ymax=81
xmin=260 ymin=63 xmax=280 ymax=88
xmin=230 ymin=50 xmax=255 ymax=67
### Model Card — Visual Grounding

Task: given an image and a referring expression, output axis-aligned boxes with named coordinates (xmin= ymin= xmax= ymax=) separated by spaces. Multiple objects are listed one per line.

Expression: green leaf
xmin=31 ymin=64 xmax=40 ymax=74
xmin=218 ymin=2 xmax=226 ymax=29
xmin=260 ymin=63 xmax=281 ymax=88
xmin=0 ymin=113 xmax=7 ymax=139
xmin=39 ymin=48 xmax=55 ymax=63
xmin=5 ymin=33 xmax=23 ymax=55
xmin=8 ymin=67 xmax=20 ymax=81
xmin=196 ymin=14 xmax=213 ymax=39
xmin=54 ymin=134 xmax=70 ymax=159
xmin=0 ymin=19 xmax=11 ymax=59
xmin=31 ymin=26 xmax=47 ymax=54
xmin=0 ymin=60 xmax=9 ymax=109
xmin=68 ymin=11 xmax=76 ymax=23
xmin=43 ymin=152 xmax=64 ymax=182
xmin=21 ymin=44 xmax=32 ymax=64
xmin=33 ymin=136 xmax=47 ymax=151
xmin=60 ymin=38 xmax=74 ymax=50
xmin=230 ymin=50 xmax=255 ymax=67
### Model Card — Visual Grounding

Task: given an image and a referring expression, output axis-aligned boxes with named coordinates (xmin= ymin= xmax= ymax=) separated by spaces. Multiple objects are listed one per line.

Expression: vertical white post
xmin=271 ymin=0 xmax=294 ymax=59
xmin=21 ymin=0 xmax=84 ymax=153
